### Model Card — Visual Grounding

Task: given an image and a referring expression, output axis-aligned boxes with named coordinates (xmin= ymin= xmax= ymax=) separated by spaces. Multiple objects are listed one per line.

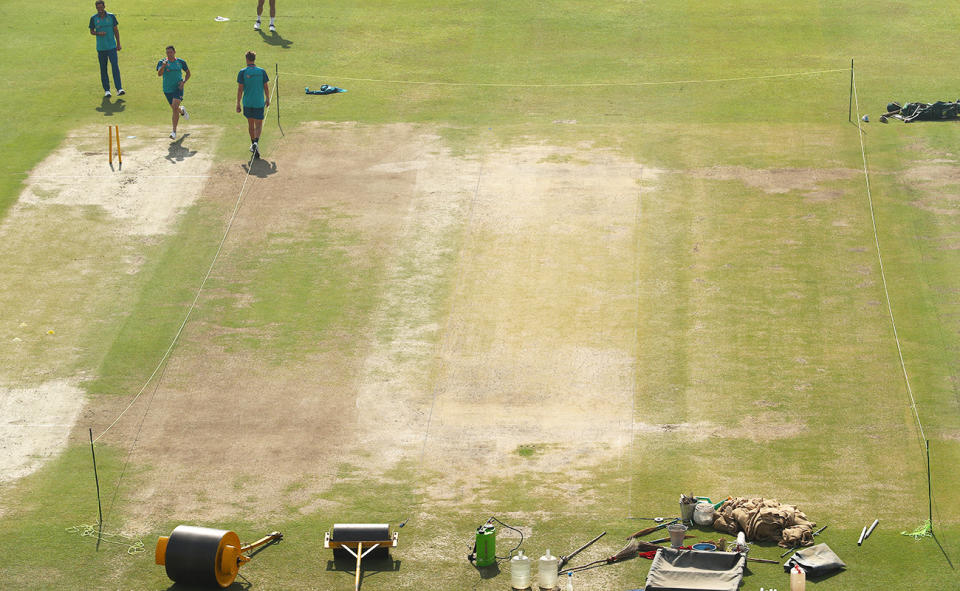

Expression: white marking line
xmin=281 ymin=67 xmax=847 ymax=88
xmin=852 ymin=72 xmax=926 ymax=443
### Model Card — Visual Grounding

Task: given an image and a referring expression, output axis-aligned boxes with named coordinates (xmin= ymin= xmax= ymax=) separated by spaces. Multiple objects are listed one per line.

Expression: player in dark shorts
xmin=236 ymin=51 xmax=270 ymax=158
xmin=157 ymin=45 xmax=191 ymax=139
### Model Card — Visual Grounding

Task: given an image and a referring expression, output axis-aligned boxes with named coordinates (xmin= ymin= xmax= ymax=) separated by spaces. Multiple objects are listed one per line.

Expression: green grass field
xmin=1 ymin=1 xmax=958 ymax=589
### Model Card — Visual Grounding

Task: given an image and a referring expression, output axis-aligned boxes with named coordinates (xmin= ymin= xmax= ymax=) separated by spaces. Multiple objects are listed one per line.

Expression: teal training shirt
xmin=89 ymin=13 xmax=118 ymax=51
xmin=237 ymin=65 xmax=269 ymax=108
xmin=158 ymin=58 xmax=189 ymax=93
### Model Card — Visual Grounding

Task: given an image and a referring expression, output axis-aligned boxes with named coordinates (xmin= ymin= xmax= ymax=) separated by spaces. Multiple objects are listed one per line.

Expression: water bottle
xmin=538 ymin=549 xmax=558 ymax=589
xmin=510 ymin=550 xmax=531 ymax=590
xmin=790 ymin=564 xmax=806 ymax=591
xmin=564 ymin=571 xmax=574 ymax=591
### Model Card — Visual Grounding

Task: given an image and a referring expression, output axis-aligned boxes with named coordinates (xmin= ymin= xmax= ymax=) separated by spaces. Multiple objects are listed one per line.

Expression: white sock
xmin=256 ymin=16 xmax=261 ymax=22
xmin=270 ymin=17 xmax=275 ymax=25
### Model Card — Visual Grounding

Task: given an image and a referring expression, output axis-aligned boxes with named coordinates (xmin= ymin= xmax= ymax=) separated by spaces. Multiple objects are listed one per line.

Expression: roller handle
xmin=241 ymin=531 xmax=283 ymax=553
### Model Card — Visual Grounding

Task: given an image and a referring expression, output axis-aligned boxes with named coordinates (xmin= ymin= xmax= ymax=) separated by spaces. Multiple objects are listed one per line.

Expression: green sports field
xmin=1 ymin=1 xmax=958 ymax=589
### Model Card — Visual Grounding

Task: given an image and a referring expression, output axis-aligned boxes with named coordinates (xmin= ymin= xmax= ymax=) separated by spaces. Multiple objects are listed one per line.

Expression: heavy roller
xmin=325 ymin=523 xmax=399 ymax=591
xmin=155 ymin=525 xmax=282 ymax=588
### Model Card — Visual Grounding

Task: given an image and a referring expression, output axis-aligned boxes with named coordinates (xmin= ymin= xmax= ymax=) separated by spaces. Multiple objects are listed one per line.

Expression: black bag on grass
xmin=901 ymin=101 xmax=960 ymax=122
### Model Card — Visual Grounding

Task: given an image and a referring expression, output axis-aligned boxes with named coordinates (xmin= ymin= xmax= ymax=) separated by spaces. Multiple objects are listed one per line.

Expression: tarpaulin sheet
xmin=644 ymin=548 xmax=745 ymax=591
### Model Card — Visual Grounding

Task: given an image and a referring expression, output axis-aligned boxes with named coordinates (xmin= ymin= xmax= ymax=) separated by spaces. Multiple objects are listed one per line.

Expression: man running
xmin=157 ymin=45 xmax=191 ymax=140
xmin=89 ymin=1 xmax=124 ymax=97
xmin=236 ymin=51 xmax=270 ymax=158
xmin=254 ymin=0 xmax=277 ymax=32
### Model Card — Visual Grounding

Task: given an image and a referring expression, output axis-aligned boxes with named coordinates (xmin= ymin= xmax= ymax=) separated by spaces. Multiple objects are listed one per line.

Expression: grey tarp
xmin=644 ymin=548 xmax=746 ymax=591
xmin=783 ymin=543 xmax=846 ymax=577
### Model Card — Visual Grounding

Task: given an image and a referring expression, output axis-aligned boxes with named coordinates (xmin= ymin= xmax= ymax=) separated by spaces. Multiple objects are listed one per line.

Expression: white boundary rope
xmin=94 ymin=82 xmax=279 ymax=443
xmin=851 ymin=71 xmax=927 ymax=443
xmin=279 ymin=68 xmax=846 ymax=88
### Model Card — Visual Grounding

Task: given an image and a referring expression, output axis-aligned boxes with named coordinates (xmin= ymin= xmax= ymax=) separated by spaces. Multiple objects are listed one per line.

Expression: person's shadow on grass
xmin=242 ymin=157 xmax=278 ymax=178
xmin=258 ymin=29 xmax=293 ymax=49
xmin=166 ymin=134 xmax=198 ymax=163
xmin=96 ymin=97 xmax=126 ymax=116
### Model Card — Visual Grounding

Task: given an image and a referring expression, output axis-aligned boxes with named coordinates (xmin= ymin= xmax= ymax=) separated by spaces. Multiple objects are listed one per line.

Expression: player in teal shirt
xmin=89 ymin=1 xmax=123 ymax=97
xmin=236 ymin=51 xmax=270 ymax=158
xmin=157 ymin=46 xmax=191 ymax=140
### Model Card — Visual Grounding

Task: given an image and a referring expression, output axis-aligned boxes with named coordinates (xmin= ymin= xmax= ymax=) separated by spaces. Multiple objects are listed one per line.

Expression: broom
xmin=627 ymin=518 xmax=679 ymax=540
xmin=560 ymin=539 xmax=663 ymax=574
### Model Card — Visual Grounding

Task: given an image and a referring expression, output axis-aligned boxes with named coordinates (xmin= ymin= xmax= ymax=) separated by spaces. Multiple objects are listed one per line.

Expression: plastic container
xmin=693 ymin=502 xmax=715 ymax=526
xmin=473 ymin=523 xmax=496 ymax=567
xmin=510 ymin=550 xmax=531 ymax=590
xmin=733 ymin=531 xmax=749 ymax=555
xmin=538 ymin=549 xmax=559 ymax=590
xmin=667 ymin=523 xmax=688 ymax=548
xmin=680 ymin=496 xmax=695 ymax=524
xmin=790 ymin=564 xmax=806 ymax=591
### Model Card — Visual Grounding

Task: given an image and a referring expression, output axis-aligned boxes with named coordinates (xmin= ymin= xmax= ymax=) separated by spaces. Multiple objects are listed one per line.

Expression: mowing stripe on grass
xmin=625 ymin=166 xmax=644 ymax=518
xmin=851 ymin=71 xmax=927 ymax=445
xmin=94 ymin=82 xmax=281 ymax=536
xmin=408 ymin=161 xmax=485 ymax=523
xmin=93 ymin=82 xmax=280 ymax=444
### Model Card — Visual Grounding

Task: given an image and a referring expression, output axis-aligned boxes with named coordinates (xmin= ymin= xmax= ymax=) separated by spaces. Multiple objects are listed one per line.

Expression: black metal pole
xmin=926 ymin=439 xmax=933 ymax=531
xmin=848 ymin=58 xmax=854 ymax=122
xmin=89 ymin=428 xmax=104 ymax=550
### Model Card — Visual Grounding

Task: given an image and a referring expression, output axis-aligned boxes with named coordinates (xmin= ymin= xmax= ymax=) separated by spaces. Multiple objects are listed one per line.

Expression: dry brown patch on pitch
xmin=898 ymin=160 xmax=960 ymax=215
xmin=633 ymin=412 xmax=805 ymax=443
xmin=691 ymin=166 xmax=858 ymax=196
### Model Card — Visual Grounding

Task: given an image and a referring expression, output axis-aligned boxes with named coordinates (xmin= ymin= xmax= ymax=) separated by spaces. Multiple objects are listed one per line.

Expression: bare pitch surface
xmin=0 ymin=126 xmax=218 ymax=485
xmin=82 ymin=124 xmax=651 ymax=531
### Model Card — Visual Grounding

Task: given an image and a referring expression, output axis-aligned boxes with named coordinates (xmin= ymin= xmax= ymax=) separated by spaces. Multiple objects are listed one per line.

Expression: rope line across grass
xmin=66 ymin=523 xmax=145 ymax=555
xmin=279 ymin=67 xmax=847 ymax=88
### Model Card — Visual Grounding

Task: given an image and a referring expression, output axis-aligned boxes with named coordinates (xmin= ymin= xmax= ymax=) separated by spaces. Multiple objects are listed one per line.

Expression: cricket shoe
xmin=180 ymin=105 xmax=189 ymax=120
xmin=269 ymin=24 xmax=276 ymax=32
xmin=254 ymin=20 xmax=261 ymax=30
xmin=117 ymin=89 xmax=125 ymax=96
xmin=252 ymin=142 xmax=260 ymax=159
xmin=170 ymin=131 xmax=177 ymax=139
xmin=104 ymin=90 xmax=111 ymax=97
